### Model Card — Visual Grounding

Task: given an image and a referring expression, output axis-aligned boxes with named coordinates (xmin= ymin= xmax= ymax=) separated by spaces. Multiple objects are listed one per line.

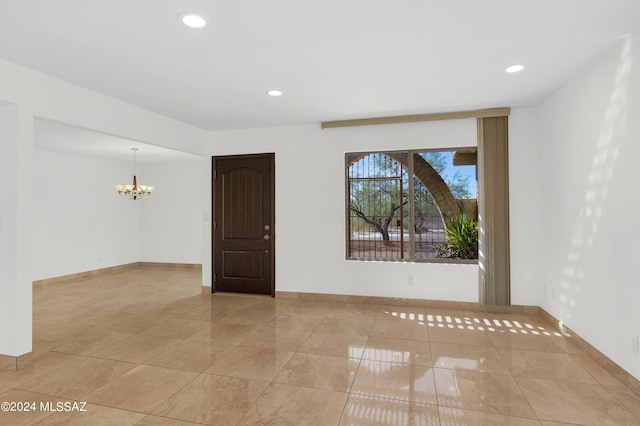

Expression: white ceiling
xmin=2 ymin=0 xmax=640 ymax=135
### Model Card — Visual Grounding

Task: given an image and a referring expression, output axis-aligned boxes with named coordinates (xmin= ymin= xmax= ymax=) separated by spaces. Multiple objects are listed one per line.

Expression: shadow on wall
xmin=557 ymin=35 xmax=632 ymax=323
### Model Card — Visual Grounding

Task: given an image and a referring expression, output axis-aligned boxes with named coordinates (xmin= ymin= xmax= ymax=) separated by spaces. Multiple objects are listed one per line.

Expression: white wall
xmin=140 ymin=159 xmax=204 ymax=264
xmin=32 ymin=150 xmax=206 ymax=278
xmin=32 ymin=149 xmax=140 ymax=280
xmin=203 ymin=120 xmax=480 ymax=302
xmin=0 ymin=104 xmax=33 ymax=356
xmin=0 ymin=59 xmax=209 ymax=155
xmin=0 ymin=57 xmax=208 ymax=357
xmin=536 ymin=32 xmax=640 ymax=380
xmin=509 ymin=108 xmax=542 ymax=306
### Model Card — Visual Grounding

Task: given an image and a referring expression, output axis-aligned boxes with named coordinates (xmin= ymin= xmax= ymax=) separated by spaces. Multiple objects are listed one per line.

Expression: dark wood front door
xmin=212 ymin=154 xmax=275 ymax=295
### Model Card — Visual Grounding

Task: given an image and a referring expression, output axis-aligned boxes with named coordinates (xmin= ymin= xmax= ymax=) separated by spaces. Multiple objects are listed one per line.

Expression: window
xmin=346 ymin=149 xmax=478 ymax=262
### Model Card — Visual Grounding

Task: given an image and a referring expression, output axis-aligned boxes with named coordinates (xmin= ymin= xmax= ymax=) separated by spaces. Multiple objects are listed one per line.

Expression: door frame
xmin=211 ymin=153 xmax=276 ymax=296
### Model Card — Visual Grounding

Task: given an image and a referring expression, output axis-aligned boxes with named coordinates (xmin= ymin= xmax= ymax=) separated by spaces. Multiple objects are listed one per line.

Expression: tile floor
xmin=1 ymin=266 xmax=639 ymax=425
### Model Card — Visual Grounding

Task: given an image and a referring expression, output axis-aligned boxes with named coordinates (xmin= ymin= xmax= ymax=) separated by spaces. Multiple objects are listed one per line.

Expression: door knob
xmin=263 ymin=234 xmax=270 ymax=240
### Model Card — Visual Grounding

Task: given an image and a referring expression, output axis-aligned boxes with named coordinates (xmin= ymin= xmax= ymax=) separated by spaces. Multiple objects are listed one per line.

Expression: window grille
xmin=346 ymin=149 xmax=477 ymax=262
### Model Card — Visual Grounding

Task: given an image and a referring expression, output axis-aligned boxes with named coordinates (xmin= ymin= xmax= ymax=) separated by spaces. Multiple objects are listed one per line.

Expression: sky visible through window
xmin=424 ymin=151 xmax=477 ymax=199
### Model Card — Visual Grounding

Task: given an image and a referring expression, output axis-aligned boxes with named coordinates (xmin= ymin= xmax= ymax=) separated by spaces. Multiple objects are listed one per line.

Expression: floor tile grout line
xmin=1 ymin=385 xmax=157 ymax=417
xmin=9 ymin=357 xmax=140 ymax=400
xmin=24 ymin=270 xmax=640 ymax=424
xmin=137 ymin=412 xmax=210 ymax=426
xmin=567 ymin=352 xmax=631 ymax=390
xmin=437 ymin=406 xmax=544 ymax=424
xmin=235 ymin=381 xmax=347 ymax=426
xmin=80 ymin=363 xmax=198 ymax=414
xmin=140 ymin=371 xmax=210 ymax=421
xmin=596 ymin=385 xmax=640 ymax=422
xmin=510 ymin=371 xmax=543 ymax=421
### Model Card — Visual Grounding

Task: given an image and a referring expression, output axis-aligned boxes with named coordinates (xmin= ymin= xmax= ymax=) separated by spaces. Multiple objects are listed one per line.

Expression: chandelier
xmin=115 ymin=148 xmax=155 ymax=200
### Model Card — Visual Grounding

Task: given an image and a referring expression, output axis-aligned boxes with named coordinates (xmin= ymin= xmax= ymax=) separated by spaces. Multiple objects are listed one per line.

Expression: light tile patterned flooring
xmin=1 ymin=266 xmax=639 ymax=425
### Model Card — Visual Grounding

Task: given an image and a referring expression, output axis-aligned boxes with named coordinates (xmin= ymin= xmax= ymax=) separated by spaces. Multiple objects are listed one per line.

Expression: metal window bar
xmin=347 ymin=149 xmax=477 ymax=261
xmin=348 ymin=153 xmax=406 ymax=260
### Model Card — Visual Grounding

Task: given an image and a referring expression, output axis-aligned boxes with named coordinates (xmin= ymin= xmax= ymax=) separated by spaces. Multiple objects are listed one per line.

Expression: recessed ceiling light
xmin=505 ymin=64 xmax=525 ymax=73
xmin=179 ymin=13 xmax=206 ymax=28
xmin=266 ymin=90 xmax=283 ymax=97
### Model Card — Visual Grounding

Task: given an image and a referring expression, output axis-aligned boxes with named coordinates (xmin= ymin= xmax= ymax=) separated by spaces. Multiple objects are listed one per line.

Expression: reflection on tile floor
xmin=1 ymin=266 xmax=638 ymax=425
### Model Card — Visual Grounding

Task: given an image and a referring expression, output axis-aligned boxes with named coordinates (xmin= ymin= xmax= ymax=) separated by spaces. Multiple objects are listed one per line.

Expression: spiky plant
xmin=437 ymin=213 xmax=478 ymax=259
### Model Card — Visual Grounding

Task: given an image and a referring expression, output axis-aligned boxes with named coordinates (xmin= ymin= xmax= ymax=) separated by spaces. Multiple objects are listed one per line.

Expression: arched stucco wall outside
xmin=346 ymin=151 xmax=472 ymax=228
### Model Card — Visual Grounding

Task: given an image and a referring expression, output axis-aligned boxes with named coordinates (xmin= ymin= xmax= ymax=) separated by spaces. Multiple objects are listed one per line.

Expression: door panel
xmin=213 ymin=154 xmax=274 ymax=295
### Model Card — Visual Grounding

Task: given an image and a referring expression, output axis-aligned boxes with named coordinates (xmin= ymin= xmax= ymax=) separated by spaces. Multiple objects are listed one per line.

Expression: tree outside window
xmin=346 ymin=149 xmax=478 ymax=261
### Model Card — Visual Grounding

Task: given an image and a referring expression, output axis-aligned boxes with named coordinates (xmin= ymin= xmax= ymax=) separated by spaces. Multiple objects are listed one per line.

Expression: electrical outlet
xmin=408 ymin=275 xmax=414 ymax=286
xmin=632 ymin=336 xmax=639 ymax=354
